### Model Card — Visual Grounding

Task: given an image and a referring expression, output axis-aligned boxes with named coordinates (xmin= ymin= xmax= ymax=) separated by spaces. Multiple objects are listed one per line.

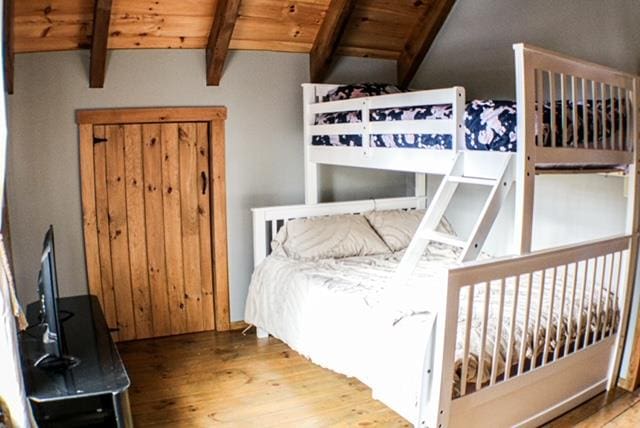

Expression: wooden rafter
xmin=309 ymin=0 xmax=356 ymax=83
xmin=89 ymin=0 xmax=112 ymax=88
xmin=397 ymin=0 xmax=456 ymax=89
xmin=3 ymin=0 xmax=13 ymax=94
xmin=206 ymin=0 xmax=241 ymax=86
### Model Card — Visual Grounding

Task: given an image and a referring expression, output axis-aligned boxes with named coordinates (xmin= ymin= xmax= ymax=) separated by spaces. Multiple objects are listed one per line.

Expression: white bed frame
xmin=302 ymin=83 xmax=464 ymax=207
xmin=250 ymin=44 xmax=640 ymax=427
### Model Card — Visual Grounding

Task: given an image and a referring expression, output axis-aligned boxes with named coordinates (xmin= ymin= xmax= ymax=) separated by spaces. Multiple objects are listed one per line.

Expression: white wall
xmin=7 ymin=50 xmax=407 ymax=321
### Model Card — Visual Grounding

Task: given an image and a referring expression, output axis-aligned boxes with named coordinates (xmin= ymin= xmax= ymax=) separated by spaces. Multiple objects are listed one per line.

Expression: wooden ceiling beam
xmin=206 ymin=0 xmax=241 ymax=86
xmin=397 ymin=0 xmax=456 ymax=89
xmin=309 ymin=0 xmax=356 ymax=83
xmin=89 ymin=0 xmax=113 ymax=88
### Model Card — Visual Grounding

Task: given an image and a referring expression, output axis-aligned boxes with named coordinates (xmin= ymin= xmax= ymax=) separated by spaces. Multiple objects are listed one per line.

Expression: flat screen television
xmin=34 ymin=225 xmax=78 ymax=370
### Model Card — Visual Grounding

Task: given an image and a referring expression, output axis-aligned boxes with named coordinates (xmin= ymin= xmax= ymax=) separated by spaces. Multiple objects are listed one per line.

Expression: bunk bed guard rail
xmin=513 ymin=43 xmax=639 ymax=254
xmin=302 ymin=85 xmax=466 ymax=203
xmin=423 ymin=234 xmax=633 ymax=428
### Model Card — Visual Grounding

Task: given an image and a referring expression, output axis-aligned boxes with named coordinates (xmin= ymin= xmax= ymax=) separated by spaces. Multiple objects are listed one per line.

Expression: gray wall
xmin=415 ymin=0 xmax=640 ymax=99
xmin=7 ymin=50 xmax=406 ymax=321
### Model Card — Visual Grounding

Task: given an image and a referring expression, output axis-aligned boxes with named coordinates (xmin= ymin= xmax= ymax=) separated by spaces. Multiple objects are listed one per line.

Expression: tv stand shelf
xmin=20 ymin=295 xmax=132 ymax=427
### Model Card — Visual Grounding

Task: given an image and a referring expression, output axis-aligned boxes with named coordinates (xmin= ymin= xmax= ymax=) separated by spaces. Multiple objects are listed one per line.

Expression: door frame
xmin=76 ymin=107 xmax=231 ymax=331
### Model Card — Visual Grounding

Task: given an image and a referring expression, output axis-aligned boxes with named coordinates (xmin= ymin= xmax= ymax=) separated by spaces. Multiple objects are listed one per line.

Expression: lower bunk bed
xmin=247 ymin=197 xmax=632 ymax=427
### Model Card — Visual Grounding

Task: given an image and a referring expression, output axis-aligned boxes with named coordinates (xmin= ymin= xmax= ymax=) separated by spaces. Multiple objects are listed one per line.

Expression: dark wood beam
xmin=397 ymin=0 xmax=456 ymax=89
xmin=206 ymin=0 xmax=241 ymax=86
xmin=3 ymin=0 xmax=14 ymax=94
xmin=309 ymin=0 xmax=356 ymax=83
xmin=89 ymin=0 xmax=112 ymax=88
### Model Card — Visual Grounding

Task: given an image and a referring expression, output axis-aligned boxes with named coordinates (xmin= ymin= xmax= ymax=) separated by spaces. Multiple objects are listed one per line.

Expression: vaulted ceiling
xmin=6 ymin=0 xmax=456 ymax=91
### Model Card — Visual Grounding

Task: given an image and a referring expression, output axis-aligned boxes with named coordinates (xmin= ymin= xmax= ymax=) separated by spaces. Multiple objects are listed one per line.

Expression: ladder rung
xmin=448 ymin=176 xmax=497 ymax=186
xmin=421 ymin=230 xmax=466 ymax=248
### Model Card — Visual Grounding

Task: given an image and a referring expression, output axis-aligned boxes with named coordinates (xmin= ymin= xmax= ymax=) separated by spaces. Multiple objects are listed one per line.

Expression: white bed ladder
xmin=393 ymin=152 xmax=515 ymax=286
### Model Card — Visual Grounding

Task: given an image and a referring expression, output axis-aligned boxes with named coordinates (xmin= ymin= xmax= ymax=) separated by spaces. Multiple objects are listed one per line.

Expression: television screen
xmin=39 ymin=225 xmax=62 ymax=352
xmin=35 ymin=225 xmax=76 ymax=370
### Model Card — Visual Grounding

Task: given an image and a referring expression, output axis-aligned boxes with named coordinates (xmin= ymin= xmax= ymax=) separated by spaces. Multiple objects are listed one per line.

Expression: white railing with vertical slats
xmin=415 ymin=235 xmax=634 ymax=428
xmin=440 ymin=235 xmax=630 ymax=401
xmin=302 ymin=85 xmax=465 ymax=176
xmin=521 ymin=43 xmax=636 ymax=164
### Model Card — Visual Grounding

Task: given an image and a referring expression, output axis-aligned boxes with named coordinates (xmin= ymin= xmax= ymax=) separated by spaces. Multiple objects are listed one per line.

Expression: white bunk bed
xmin=247 ymin=44 xmax=639 ymax=427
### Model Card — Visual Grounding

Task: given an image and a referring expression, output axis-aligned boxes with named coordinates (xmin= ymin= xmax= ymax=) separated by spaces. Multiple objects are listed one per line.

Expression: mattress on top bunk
xmin=311 ymin=83 xmax=626 ymax=152
xmin=245 ymin=210 xmax=619 ymax=421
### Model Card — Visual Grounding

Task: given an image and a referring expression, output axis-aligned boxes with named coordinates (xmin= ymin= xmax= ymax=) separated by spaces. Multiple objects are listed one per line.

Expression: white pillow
xmin=272 ymin=214 xmax=390 ymax=260
xmin=364 ymin=209 xmax=456 ymax=252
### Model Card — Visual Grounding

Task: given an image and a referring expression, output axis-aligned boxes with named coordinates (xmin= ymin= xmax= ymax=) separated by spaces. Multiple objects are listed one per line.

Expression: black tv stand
xmin=20 ymin=295 xmax=132 ymax=427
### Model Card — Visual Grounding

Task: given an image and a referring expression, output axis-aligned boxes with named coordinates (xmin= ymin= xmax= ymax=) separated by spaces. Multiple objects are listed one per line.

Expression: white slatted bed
xmin=246 ymin=44 xmax=639 ymax=427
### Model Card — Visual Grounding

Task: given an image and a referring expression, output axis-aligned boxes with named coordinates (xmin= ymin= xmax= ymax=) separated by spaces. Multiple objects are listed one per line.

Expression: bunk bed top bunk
xmin=248 ymin=43 xmax=640 ymax=427
xmin=303 ymin=43 xmax=636 ymax=178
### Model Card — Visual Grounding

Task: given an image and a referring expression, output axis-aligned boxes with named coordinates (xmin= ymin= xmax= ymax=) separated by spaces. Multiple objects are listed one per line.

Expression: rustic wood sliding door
xmin=77 ymin=108 xmax=229 ymax=341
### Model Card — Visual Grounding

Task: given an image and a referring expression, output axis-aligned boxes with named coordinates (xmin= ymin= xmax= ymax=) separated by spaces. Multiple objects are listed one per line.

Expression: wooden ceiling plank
xmin=397 ymin=0 xmax=456 ymax=89
xmin=89 ymin=0 xmax=113 ymax=88
xmin=339 ymin=0 xmax=427 ymax=59
xmin=3 ymin=0 xmax=14 ymax=94
xmin=206 ymin=0 xmax=241 ymax=86
xmin=14 ymin=1 xmax=436 ymax=60
xmin=309 ymin=0 xmax=356 ymax=83
xmin=230 ymin=39 xmax=310 ymax=54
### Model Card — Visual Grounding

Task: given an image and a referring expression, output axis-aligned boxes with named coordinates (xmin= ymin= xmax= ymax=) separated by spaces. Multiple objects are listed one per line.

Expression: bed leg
xmin=256 ymin=327 xmax=269 ymax=339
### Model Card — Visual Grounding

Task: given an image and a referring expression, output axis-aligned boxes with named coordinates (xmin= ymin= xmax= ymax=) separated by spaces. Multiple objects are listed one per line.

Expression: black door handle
xmin=201 ymin=171 xmax=207 ymax=195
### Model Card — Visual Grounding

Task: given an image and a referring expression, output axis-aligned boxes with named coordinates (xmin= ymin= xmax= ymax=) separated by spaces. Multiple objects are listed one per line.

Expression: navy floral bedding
xmin=312 ymin=84 xmax=626 ymax=152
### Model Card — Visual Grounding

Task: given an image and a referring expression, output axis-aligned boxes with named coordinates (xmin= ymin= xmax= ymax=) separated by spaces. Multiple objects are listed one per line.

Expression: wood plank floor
xmin=545 ymin=388 xmax=640 ymax=427
xmin=118 ymin=329 xmax=640 ymax=427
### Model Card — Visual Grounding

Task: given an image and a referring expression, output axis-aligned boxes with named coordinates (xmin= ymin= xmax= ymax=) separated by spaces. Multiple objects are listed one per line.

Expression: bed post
xmin=513 ymin=44 xmax=536 ymax=255
xmin=303 ymin=84 xmax=319 ymax=204
xmin=415 ymin=173 xmax=426 ymax=209
xmin=452 ymin=86 xmax=465 ymax=151
xmin=417 ymin=276 xmax=457 ymax=428
xmin=611 ymin=77 xmax=640 ymax=391
xmin=251 ymin=208 xmax=268 ymax=268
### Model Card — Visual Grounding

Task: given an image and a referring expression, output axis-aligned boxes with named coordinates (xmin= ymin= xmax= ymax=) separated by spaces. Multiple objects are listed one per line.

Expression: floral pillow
xmin=465 ymin=100 xmax=518 ymax=152
xmin=323 ymin=83 xmax=403 ymax=102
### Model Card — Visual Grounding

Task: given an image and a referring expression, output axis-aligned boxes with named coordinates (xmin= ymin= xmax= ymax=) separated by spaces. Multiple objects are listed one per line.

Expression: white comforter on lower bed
xmin=245 ymin=245 xmax=618 ymax=422
xmin=245 ymin=245 xmax=457 ymax=422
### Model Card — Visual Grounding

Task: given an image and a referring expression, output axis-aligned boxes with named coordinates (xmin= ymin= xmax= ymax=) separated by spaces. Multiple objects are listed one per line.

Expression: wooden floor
xmin=118 ymin=329 xmax=640 ymax=427
xmin=545 ymin=388 xmax=640 ymax=428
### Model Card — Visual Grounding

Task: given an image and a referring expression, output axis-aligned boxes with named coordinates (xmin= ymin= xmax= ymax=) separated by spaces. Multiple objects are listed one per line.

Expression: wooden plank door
xmin=78 ymin=108 xmax=229 ymax=340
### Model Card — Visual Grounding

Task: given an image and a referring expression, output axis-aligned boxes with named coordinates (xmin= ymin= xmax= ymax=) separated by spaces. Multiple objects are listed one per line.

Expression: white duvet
xmin=245 ymin=245 xmax=619 ymax=423
xmin=245 ymin=245 xmax=457 ymax=422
